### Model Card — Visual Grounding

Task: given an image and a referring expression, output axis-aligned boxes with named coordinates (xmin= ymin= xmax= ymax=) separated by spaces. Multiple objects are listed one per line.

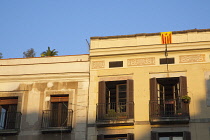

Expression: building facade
xmin=88 ymin=29 xmax=210 ymax=140
xmin=1 ymin=29 xmax=210 ymax=140
xmin=0 ymin=55 xmax=89 ymax=140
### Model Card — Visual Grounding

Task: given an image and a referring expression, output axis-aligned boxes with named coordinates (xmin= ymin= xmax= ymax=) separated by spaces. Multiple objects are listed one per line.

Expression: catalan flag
xmin=161 ymin=32 xmax=172 ymax=44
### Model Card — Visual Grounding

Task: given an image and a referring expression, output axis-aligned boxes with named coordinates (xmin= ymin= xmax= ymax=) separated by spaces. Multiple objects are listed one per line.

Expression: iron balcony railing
xmin=0 ymin=112 xmax=22 ymax=131
xmin=96 ymin=102 xmax=134 ymax=121
xmin=149 ymin=99 xmax=190 ymax=123
xmin=41 ymin=109 xmax=73 ymax=130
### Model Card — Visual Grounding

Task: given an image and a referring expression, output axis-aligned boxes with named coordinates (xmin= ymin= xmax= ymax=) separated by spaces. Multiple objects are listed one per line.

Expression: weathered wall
xmin=0 ymin=54 xmax=89 ymax=140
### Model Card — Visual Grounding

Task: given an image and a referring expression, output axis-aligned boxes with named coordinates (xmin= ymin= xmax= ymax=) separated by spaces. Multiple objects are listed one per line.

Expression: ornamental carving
xmin=179 ymin=54 xmax=205 ymax=63
xmin=92 ymin=61 xmax=105 ymax=69
xmin=127 ymin=57 xmax=155 ymax=66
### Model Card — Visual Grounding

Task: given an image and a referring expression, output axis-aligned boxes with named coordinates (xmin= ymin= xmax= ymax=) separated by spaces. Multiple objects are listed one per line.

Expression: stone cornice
xmin=90 ymin=41 xmax=210 ymax=57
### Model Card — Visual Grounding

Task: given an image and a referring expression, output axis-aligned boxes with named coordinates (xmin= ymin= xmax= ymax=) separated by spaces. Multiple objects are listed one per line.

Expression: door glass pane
xmin=160 ymin=137 xmax=170 ymax=140
xmin=173 ymin=137 xmax=183 ymax=140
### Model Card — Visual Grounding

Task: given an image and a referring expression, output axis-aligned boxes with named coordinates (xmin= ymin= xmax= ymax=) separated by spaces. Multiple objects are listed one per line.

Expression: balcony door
xmin=0 ymin=97 xmax=18 ymax=129
xmin=98 ymin=79 xmax=134 ymax=119
xmin=105 ymin=81 xmax=127 ymax=113
xmin=150 ymin=76 xmax=187 ymax=116
xmin=50 ymin=95 xmax=68 ymax=127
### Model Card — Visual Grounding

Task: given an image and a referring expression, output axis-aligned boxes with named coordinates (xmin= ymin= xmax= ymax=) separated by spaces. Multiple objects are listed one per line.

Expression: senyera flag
xmin=161 ymin=32 xmax=172 ymax=44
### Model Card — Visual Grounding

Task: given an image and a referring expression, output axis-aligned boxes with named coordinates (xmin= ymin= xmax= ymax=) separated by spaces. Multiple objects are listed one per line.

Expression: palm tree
xmin=41 ymin=47 xmax=58 ymax=57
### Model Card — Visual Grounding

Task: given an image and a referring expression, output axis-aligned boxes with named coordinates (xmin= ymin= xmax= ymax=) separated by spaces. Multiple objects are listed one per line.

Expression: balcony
xmin=41 ymin=109 xmax=73 ymax=133
xmin=0 ymin=112 xmax=22 ymax=135
xmin=149 ymin=99 xmax=190 ymax=124
xmin=96 ymin=102 xmax=134 ymax=127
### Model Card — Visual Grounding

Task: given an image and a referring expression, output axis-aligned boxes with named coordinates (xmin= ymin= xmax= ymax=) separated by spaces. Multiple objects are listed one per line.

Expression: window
xmin=151 ymin=131 xmax=191 ymax=140
xmin=41 ymin=94 xmax=73 ymax=132
xmin=160 ymin=58 xmax=175 ymax=64
xmin=0 ymin=97 xmax=21 ymax=130
xmin=97 ymin=80 xmax=134 ymax=120
xmin=109 ymin=61 xmax=123 ymax=68
xmin=50 ymin=95 xmax=69 ymax=127
xmin=149 ymin=76 xmax=190 ymax=124
xmin=98 ymin=133 xmax=134 ymax=140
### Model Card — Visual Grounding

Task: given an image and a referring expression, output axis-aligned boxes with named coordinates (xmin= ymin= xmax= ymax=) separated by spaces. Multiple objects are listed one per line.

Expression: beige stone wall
xmin=88 ymin=30 xmax=210 ymax=140
xmin=0 ymin=55 xmax=89 ymax=140
xmin=91 ymin=30 xmax=210 ymax=49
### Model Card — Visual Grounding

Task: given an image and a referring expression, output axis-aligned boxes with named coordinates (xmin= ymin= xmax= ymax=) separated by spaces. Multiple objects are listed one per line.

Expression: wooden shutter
xmin=97 ymin=134 xmax=104 ymax=140
xmin=98 ymin=81 xmax=106 ymax=119
xmin=6 ymin=104 xmax=18 ymax=129
xmin=127 ymin=79 xmax=134 ymax=119
xmin=0 ymin=98 xmax=18 ymax=105
xmin=150 ymin=78 xmax=158 ymax=120
xmin=179 ymin=76 xmax=187 ymax=97
xmin=127 ymin=133 xmax=134 ymax=140
xmin=150 ymin=78 xmax=158 ymax=101
xmin=51 ymin=96 xmax=69 ymax=102
xmin=179 ymin=76 xmax=188 ymax=113
xmin=183 ymin=131 xmax=191 ymax=140
xmin=151 ymin=131 xmax=158 ymax=140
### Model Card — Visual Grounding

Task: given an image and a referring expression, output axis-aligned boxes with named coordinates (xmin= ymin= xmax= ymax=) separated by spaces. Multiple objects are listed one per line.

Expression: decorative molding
xmin=179 ymin=54 xmax=205 ymax=63
xmin=45 ymin=90 xmax=73 ymax=96
xmin=91 ymin=61 xmax=105 ymax=69
xmin=127 ymin=57 xmax=155 ymax=66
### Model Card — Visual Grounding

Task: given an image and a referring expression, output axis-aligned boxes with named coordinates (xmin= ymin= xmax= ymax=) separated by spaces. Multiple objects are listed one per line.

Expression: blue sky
xmin=0 ymin=0 xmax=210 ymax=59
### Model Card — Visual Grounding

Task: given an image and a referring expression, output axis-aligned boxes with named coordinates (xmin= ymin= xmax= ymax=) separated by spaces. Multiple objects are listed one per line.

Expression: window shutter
xmin=98 ymin=81 xmax=106 ymax=119
xmin=179 ymin=76 xmax=187 ymax=97
xmin=151 ymin=131 xmax=158 ymax=140
xmin=127 ymin=133 xmax=134 ymax=140
xmin=150 ymin=78 xmax=158 ymax=101
xmin=97 ymin=134 xmax=104 ymax=140
xmin=50 ymin=96 xmax=69 ymax=102
xmin=127 ymin=79 xmax=134 ymax=119
xmin=183 ymin=131 xmax=191 ymax=140
xmin=179 ymin=76 xmax=189 ymax=114
xmin=0 ymin=98 xmax=18 ymax=105
xmin=98 ymin=81 xmax=106 ymax=104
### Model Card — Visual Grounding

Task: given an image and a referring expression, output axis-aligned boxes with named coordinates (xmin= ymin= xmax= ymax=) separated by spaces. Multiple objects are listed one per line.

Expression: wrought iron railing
xmin=149 ymin=99 xmax=189 ymax=122
xmin=0 ymin=112 xmax=22 ymax=130
xmin=96 ymin=102 xmax=134 ymax=121
xmin=41 ymin=109 xmax=73 ymax=129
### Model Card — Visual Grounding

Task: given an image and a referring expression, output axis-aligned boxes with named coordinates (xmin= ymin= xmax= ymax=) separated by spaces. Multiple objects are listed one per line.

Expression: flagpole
xmin=165 ymin=44 xmax=169 ymax=72
xmin=161 ymin=31 xmax=172 ymax=75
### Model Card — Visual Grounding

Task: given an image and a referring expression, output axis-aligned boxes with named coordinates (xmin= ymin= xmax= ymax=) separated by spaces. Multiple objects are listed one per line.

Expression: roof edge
xmin=91 ymin=28 xmax=210 ymax=40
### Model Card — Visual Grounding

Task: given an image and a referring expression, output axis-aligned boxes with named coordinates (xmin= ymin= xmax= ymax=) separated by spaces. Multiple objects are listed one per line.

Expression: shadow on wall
xmin=0 ymin=111 xmax=73 ymax=140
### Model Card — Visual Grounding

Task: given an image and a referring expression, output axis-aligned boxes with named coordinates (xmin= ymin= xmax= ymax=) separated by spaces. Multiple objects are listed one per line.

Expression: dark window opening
xmin=150 ymin=76 xmax=189 ymax=121
xmin=104 ymin=134 xmax=127 ymax=139
xmin=157 ymin=77 xmax=180 ymax=101
xmin=98 ymin=133 xmax=134 ymax=140
xmin=109 ymin=61 xmax=123 ymax=68
xmin=41 ymin=94 xmax=73 ymax=131
xmin=151 ymin=131 xmax=191 ymax=140
xmin=157 ymin=77 xmax=181 ymax=116
xmin=97 ymin=79 xmax=134 ymax=120
xmin=160 ymin=58 xmax=175 ymax=64
xmin=105 ymin=81 xmax=127 ymax=113
xmin=50 ymin=95 xmax=69 ymax=127
xmin=0 ymin=97 xmax=19 ymax=130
